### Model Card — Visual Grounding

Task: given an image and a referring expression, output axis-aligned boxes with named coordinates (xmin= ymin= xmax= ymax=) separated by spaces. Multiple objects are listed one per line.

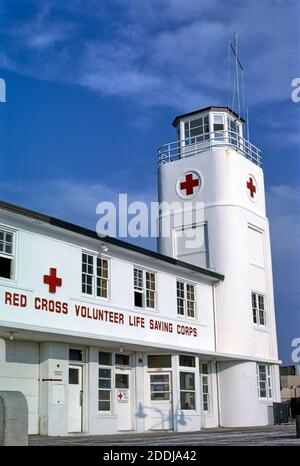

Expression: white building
xmin=0 ymin=106 xmax=280 ymax=436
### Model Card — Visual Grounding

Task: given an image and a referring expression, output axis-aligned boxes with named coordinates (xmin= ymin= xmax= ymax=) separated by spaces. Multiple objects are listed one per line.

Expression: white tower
xmin=158 ymin=106 xmax=280 ymax=426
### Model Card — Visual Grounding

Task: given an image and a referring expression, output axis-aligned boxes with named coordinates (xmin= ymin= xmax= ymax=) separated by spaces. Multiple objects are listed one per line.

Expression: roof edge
xmin=172 ymin=106 xmax=246 ymax=126
xmin=0 ymin=200 xmax=224 ymax=282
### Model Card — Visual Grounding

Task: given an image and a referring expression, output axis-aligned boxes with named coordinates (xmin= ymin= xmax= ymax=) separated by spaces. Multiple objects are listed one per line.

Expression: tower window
xmin=184 ymin=115 xmax=209 ymax=144
xmin=252 ymin=292 xmax=266 ymax=326
xmin=257 ymin=364 xmax=272 ymax=399
xmin=0 ymin=229 xmax=14 ymax=279
xmin=213 ymin=114 xmax=224 ymax=140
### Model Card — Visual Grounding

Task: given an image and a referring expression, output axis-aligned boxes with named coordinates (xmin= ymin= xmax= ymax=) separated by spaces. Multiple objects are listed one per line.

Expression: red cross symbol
xmin=247 ymin=176 xmax=257 ymax=198
xmin=43 ymin=268 xmax=62 ymax=293
xmin=118 ymin=392 xmax=123 ymax=400
xmin=180 ymin=173 xmax=199 ymax=196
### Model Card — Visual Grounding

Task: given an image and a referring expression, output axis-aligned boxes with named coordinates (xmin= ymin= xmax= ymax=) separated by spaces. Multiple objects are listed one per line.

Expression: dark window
xmin=179 ymin=355 xmax=196 ymax=367
xmin=134 ymin=291 xmax=143 ymax=307
xmin=148 ymin=355 xmax=172 ymax=368
xmin=69 ymin=368 xmax=79 ymax=384
xmin=99 ymin=351 xmax=112 ymax=366
xmin=69 ymin=348 xmax=83 ymax=362
xmin=115 ymin=354 xmax=130 ymax=366
xmin=0 ymin=256 xmax=12 ymax=279
xmin=115 ymin=374 xmax=129 ymax=389
xmin=180 ymin=372 xmax=196 ymax=410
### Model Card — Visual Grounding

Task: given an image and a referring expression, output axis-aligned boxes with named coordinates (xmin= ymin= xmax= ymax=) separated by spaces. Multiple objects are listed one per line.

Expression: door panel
xmin=115 ymin=370 xmax=132 ymax=431
xmin=149 ymin=372 xmax=173 ymax=430
xmin=68 ymin=365 xmax=82 ymax=432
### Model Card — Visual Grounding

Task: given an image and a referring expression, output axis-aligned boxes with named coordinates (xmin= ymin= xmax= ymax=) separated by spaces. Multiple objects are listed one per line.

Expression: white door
xmin=115 ymin=369 xmax=132 ymax=431
xmin=149 ymin=372 xmax=173 ymax=430
xmin=68 ymin=365 xmax=83 ymax=432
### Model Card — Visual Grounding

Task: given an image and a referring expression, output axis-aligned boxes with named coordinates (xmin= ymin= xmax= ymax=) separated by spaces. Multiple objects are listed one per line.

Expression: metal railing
xmin=158 ymin=130 xmax=262 ymax=167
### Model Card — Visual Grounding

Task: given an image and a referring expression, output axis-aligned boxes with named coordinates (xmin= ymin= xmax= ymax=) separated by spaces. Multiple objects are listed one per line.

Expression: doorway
xmin=68 ymin=365 xmax=83 ymax=432
xmin=149 ymin=371 xmax=173 ymax=430
xmin=115 ymin=368 xmax=133 ymax=431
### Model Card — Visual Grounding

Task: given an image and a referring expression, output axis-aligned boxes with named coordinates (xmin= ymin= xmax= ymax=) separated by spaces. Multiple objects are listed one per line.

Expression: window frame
xmin=98 ymin=351 xmax=132 ymax=413
xmin=252 ymin=291 xmax=267 ymax=327
xmin=257 ymin=363 xmax=272 ymax=400
xmin=0 ymin=227 xmax=15 ymax=281
xmin=133 ymin=266 xmax=157 ymax=310
xmin=81 ymin=252 xmax=110 ymax=300
xmin=200 ymin=362 xmax=212 ymax=413
xmin=183 ymin=113 xmax=210 ymax=145
xmin=179 ymin=371 xmax=196 ymax=411
xmin=176 ymin=280 xmax=197 ymax=319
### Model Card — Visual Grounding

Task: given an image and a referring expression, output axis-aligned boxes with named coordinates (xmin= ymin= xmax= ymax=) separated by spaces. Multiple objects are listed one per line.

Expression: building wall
xmin=0 ymin=211 xmax=216 ymax=355
xmin=158 ymin=147 xmax=279 ymax=362
xmin=0 ymin=340 xmax=39 ymax=434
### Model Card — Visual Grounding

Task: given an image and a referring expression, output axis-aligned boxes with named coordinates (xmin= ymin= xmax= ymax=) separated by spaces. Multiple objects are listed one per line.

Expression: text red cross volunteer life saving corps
xmin=180 ymin=173 xmax=199 ymax=195
xmin=43 ymin=268 xmax=62 ymax=293
xmin=247 ymin=176 xmax=256 ymax=198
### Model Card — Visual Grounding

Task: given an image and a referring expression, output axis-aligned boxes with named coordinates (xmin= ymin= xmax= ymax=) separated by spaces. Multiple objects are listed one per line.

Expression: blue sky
xmin=0 ymin=0 xmax=299 ymax=363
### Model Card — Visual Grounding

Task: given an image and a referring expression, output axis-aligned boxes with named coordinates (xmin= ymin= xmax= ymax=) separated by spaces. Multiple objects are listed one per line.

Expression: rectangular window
xmin=115 ymin=353 xmax=130 ymax=366
xmin=175 ymin=223 xmax=209 ymax=268
xmin=213 ymin=114 xmax=224 ymax=141
xmin=177 ymin=281 xmax=196 ymax=318
xmin=228 ymin=116 xmax=240 ymax=146
xmin=252 ymin=292 xmax=266 ymax=326
xmin=148 ymin=355 xmax=172 ymax=368
xmin=98 ymin=367 xmax=112 ymax=411
xmin=96 ymin=258 xmax=109 ymax=298
xmin=150 ymin=373 xmax=171 ymax=401
xmin=180 ymin=372 xmax=196 ymax=410
xmin=99 ymin=351 xmax=112 ymax=366
xmin=179 ymin=355 xmax=196 ymax=367
xmin=200 ymin=362 xmax=211 ymax=412
xmin=0 ymin=229 xmax=14 ymax=279
xmin=257 ymin=364 xmax=272 ymax=399
xmin=184 ymin=115 xmax=209 ymax=144
xmin=69 ymin=348 xmax=83 ymax=362
xmin=134 ymin=267 xmax=156 ymax=309
xmin=82 ymin=253 xmax=109 ymax=298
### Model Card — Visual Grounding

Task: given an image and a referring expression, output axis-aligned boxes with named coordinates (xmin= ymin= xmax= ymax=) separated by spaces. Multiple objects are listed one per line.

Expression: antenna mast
xmin=229 ymin=28 xmax=243 ymax=119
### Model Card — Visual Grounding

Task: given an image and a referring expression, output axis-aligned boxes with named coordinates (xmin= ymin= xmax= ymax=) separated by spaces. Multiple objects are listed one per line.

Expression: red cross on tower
xmin=180 ymin=173 xmax=199 ymax=196
xmin=118 ymin=392 xmax=123 ymax=400
xmin=43 ymin=268 xmax=62 ymax=293
xmin=247 ymin=176 xmax=257 ymax=198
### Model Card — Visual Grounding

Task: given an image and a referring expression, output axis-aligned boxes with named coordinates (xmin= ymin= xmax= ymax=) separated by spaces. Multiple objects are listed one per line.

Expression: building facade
xmin=0 ymin=106 xmax=280 ymax=435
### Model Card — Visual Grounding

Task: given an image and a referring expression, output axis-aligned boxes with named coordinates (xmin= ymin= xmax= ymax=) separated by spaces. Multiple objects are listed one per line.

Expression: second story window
xmin=0 ymin=229 xmax=14 ymax=280
xmin=134 ymin=268 xmax=156 ymax=309
xmin=82 ymin=253 xmax=109 ymax=298
xmin=177 ymin=281 xmax=196 ymax=318
xmin=252 ymin=292 xmax=266 ymax=326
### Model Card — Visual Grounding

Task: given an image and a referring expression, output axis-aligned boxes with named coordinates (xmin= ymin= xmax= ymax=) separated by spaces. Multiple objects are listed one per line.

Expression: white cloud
xmin=1 ymin=0 xmax=298 ymax=111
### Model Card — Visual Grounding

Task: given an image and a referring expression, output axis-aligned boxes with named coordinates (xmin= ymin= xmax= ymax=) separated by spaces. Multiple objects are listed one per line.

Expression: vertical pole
xmin=296 ymin=415 xmax=300 ymax=438
xmin=246 ymin=107 xmax=250 ymax=141
xmin=234 ymin=28 xmax=240 ymax=118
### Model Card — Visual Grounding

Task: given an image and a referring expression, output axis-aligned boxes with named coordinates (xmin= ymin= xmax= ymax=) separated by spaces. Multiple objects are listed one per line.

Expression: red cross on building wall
xmin=247 ymin=176 xmax=257 ymax=199
xmin=179 ymin=172 xmax=200 ymax=196
xmin=43 ymin=268 xmax=62 ymax=293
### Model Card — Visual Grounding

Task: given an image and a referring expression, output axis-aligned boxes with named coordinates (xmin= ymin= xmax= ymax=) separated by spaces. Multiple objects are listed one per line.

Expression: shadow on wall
xmin=135 ymin=401 xmax=191 ymax=430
